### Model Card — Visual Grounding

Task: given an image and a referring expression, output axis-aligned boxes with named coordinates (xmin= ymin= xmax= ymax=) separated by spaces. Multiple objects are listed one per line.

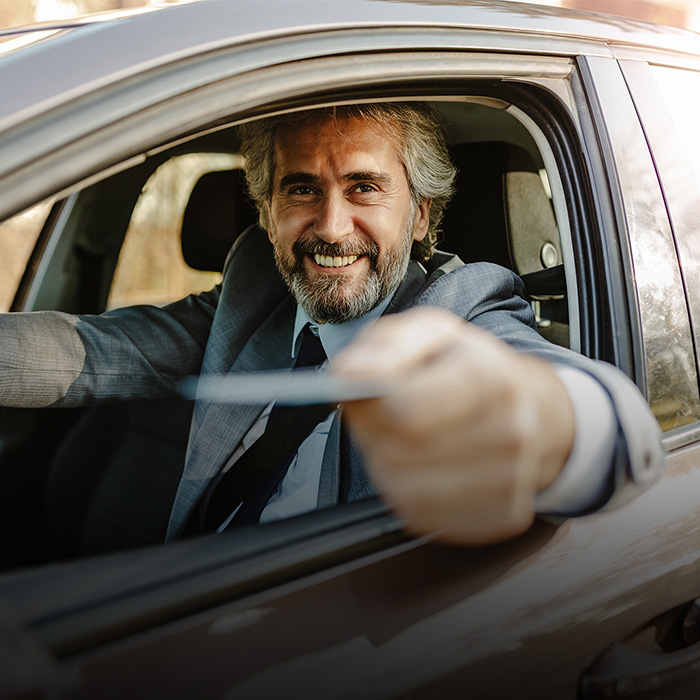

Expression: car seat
xmin=441 ymin=141 xmax=568 ymax=346
xmin=46 ymin=168 xmax=257 ymax=559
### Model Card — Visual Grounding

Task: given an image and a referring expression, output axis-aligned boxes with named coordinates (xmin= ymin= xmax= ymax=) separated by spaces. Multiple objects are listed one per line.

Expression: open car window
xmin=107 ymin=154 xmax=239 ymax=309
xmin=0 ymin=90 xmax=579 ymax=568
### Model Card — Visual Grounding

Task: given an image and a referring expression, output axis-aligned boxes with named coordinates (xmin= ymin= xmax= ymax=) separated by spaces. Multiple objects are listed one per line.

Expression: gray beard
xmin=273 ymin=223 xmax=414 ymax=324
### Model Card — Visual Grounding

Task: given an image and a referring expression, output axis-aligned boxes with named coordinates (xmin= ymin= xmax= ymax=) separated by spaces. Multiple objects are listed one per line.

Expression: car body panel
xmin=2 ymin=0 xmax=700 ymax=142
xmin=3 ymin=445 xmax=697 ymax=700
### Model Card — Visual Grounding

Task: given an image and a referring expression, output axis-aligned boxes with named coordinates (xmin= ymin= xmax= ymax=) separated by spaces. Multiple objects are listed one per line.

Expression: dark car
xmin=1 ymin=1 xmax=700 ymax=698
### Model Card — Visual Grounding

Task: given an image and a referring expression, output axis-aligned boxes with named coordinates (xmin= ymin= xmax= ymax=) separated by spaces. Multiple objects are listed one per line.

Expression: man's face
xmin=266 ymin=114 xmax=431 ymax=324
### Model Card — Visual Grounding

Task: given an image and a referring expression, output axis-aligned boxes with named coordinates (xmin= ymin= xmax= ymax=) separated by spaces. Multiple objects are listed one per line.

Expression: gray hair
xmin=238 ymin=102 xmax=456 ymax=261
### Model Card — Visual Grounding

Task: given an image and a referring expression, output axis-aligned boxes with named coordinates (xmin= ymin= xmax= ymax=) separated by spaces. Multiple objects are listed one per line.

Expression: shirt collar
xmin=292 ymin=293 xmax=394 ymax=362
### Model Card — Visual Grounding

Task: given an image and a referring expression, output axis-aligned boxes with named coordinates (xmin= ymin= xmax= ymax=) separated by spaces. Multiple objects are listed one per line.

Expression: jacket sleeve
xmin=416 ymin=262 xmax=665 ymax=515
xmin=0 ymin=225 xmax=279 ymax=410
xmin=0 ymin=286 xmax=220 ymax=408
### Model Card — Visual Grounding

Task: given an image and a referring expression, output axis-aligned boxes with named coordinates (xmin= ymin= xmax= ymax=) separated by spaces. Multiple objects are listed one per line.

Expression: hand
xmin=332 ymin=307 xmax=575 ymax=545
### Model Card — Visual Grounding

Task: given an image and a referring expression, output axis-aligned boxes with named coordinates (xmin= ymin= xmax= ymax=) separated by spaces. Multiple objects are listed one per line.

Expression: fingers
xmin=332 ymin=307 xmax=575 ymax=545
xmin=332 ymin=307 xmax=465 ymax=377
xmin=378 ymin=463 xmax=538 ymax=545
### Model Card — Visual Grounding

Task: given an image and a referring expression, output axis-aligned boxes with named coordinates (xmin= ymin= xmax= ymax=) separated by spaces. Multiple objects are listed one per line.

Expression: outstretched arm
xmin=334 ymin=306 xmax=663 ymax=545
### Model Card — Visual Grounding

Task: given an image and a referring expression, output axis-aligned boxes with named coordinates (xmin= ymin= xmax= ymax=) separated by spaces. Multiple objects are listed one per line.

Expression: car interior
xmin=0 ymin=97 xmax=570 ymax=571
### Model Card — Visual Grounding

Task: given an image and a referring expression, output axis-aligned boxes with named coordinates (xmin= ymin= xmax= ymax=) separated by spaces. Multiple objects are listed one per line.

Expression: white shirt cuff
xmin=534 ymin=365 xmax=617 ymax=514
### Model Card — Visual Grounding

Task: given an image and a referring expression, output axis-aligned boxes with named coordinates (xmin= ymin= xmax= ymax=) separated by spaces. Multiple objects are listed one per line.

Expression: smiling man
xmin=267 ymin=112 xmax=431 ymax=324
xmin=0 ymin=102 xmax=664 ymax=546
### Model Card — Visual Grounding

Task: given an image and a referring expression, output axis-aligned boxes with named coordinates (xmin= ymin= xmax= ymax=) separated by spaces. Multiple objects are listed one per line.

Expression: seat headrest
xmin=441 ymin=142 xmax=561 ymax=275
xmin=502 ymin=146 xmax=561 ymax=274
xmin=181 ymin=169 xmax=258 ymax=273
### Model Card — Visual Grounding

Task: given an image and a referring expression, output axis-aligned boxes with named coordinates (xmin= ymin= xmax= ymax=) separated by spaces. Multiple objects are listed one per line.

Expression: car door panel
xmin=14 ymin=443 xmax=697 ymax=700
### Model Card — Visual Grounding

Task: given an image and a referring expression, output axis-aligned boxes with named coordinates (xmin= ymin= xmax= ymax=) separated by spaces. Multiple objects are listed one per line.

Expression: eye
xmin=353 ymin=183 xmax=377 ymax=194
xmin=289 ymin=185 xmax=315 ymax=196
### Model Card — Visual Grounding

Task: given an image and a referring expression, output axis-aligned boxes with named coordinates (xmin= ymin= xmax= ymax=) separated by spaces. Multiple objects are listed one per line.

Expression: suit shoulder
xmin=418 ymin=262 xmax=526 ymax=315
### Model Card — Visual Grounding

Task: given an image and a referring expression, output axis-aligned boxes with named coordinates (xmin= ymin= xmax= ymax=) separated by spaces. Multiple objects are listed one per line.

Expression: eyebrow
xmin=277 ymin=170 xmax=393 ymax=191
xmin=345 ymin=170 xmax=392 ymax=184
xmin=278 ymin=172 xmax=320 ymax=190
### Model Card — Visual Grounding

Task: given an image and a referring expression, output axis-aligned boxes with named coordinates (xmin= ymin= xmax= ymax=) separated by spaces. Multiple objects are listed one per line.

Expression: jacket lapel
xmin=167 ymin=226 xmax=294 ymax=538
xmin=167 ymin=298 xmax=295 ymax=539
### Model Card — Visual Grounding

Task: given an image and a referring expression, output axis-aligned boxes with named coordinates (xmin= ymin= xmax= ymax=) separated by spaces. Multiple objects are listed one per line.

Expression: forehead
xmin=272 ymin=113 xmax=403 ymax=173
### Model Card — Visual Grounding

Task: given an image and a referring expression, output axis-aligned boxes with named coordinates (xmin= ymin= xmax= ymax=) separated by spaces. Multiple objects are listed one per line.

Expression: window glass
xmin=108 ymin=153 xmax=242 ymax=309
xmin=646 ymin=64 xmax=700 ymax=429
xmin=649 ymin=65 xmax=700 ymax=182
xmin=0 ymin=201 xmax=53 ymax=312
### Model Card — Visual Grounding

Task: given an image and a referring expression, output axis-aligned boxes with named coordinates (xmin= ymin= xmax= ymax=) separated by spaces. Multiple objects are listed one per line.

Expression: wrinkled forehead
xmin=273 ymin=111 xmax=403 ymax=160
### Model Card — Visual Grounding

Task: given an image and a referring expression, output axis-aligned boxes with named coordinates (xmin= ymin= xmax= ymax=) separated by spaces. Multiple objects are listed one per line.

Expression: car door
xmin=1 ymin=7 xmax=700 ymax=700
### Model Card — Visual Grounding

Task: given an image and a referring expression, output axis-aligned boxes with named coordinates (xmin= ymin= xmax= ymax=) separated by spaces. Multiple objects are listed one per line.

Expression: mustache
xmin=292 ymin=237 xmax=380 ymax=262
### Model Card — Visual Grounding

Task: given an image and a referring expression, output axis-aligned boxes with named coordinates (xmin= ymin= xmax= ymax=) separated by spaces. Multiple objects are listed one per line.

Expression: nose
xmin=314 ymin=191 xmax=354 ymax=243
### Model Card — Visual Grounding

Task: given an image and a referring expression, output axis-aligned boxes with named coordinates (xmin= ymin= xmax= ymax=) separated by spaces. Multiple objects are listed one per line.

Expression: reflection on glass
xmin=613 ymin=104 xmax=699 ymax=430
xmin=645 ymin=65 xmax=700 ymax=429
xmin=650 ymin=66 xmax=700 ymax=185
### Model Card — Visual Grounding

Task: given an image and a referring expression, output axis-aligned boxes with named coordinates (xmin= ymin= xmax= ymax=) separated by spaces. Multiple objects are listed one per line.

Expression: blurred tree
xmin=563 ymin=0 xmax=687 ymax=28
xmin=0 ymin=0 xmax=153 ymax=29
xmin=70 ymin=0 xmax=151 ymax=12
xmin=0 ymin=0 xmax=37 ymax=28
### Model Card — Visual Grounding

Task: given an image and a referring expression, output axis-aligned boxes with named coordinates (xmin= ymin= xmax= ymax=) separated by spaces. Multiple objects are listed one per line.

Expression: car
xmin=1 ymin=1 xmax=700 ymax=697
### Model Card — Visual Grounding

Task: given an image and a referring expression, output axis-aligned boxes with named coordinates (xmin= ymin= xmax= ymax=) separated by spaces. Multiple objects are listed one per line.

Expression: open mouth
xmin=313 ymin=253 xmax=361 ymax=268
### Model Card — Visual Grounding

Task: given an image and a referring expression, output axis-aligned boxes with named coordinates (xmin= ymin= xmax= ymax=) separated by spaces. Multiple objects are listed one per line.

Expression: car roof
xmin=1 ymin=0 xmax=699 ymax=131
xmin=3 ymin=0 xmax=698 ymax=50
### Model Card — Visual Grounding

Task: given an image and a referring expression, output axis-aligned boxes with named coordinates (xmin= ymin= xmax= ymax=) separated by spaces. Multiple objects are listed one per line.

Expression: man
xmin=0 ymin=103 xmax=664 ymax=546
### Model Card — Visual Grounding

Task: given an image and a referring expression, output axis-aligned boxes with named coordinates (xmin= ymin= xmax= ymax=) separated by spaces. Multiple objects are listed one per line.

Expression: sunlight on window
xmin=650 ymin=66 xmax=700 ymax=183
xmin=0 ymin=201 xmax=53 ymax=312
xmin=108 ymin=153 xmax=242 ymax=308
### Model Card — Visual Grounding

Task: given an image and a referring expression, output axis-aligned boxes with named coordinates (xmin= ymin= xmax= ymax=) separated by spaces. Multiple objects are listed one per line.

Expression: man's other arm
xmin=0 ymin=287 xmax=219 ymax=408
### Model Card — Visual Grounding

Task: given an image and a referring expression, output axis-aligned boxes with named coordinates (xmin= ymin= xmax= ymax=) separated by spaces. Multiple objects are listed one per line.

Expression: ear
xmin=265 ymin=205 xmax=275 ymax=243
xmin=411 ymin=199 xmax=432 ymax=242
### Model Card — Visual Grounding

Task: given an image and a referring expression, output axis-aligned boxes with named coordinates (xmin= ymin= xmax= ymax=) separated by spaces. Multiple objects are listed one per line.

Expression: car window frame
xmin=0 ymin=45 xmax=632 ymax=532
xmin=574 ymin=54 xmax=700 ymax=432
xmin=619 ymin=57 xmax=700 ymax=448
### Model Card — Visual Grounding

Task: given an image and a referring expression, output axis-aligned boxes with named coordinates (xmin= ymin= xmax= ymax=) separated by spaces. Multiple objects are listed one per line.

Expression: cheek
xmin=271 ymin=206 xmax=309 ymax=242
xmin=363 ymin=209 xmax=412 ymax=250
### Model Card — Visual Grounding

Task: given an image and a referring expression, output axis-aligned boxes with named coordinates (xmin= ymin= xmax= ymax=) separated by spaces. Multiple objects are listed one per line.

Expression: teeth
xmin=314 ymin=254 xmax=358 ymax=268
